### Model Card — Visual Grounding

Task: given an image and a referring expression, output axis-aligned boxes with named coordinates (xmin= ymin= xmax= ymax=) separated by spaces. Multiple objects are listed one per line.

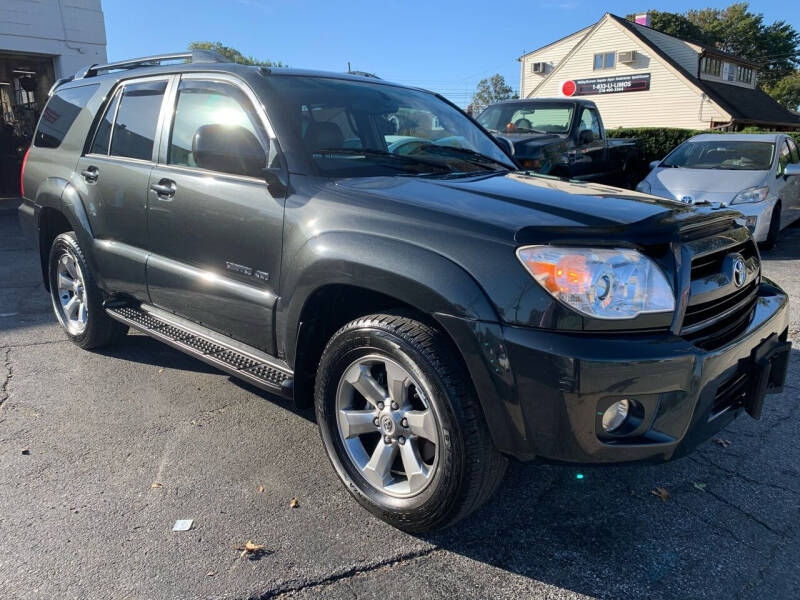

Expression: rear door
xmin=145 ymin=73 xmax=284 ymax=354
xmin=75 ymin=76 xmax=172 ymax=299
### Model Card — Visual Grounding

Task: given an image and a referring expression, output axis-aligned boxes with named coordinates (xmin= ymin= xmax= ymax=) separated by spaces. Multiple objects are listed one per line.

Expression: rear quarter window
xmin=34 ymin=84 xmax=98 ymax=149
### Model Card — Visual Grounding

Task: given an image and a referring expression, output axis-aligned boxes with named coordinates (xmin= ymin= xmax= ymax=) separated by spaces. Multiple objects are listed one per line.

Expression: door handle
xmin=150 ymin=179 xmax=176 ymax=199
xmin=81 ymin=167 xmax=99 ymax=183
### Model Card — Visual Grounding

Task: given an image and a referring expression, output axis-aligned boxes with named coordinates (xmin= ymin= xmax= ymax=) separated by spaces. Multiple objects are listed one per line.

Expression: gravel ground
xmin=1 ymin=210 xmax=799 ymax=600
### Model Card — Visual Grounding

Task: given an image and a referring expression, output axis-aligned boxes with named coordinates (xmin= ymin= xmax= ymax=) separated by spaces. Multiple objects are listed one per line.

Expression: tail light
xmin=20 ymin=146 xmax=30 ymax=198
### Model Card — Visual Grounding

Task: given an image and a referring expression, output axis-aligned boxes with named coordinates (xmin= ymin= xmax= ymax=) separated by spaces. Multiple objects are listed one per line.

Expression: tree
xmin=626 ymin=4 xmax=799 ymax=89
xmin=764 ymin=72 xmax=800 ymax=111
xmin=468 ymin=74 xmax=517 ymax=114
xmin=188 ymin=41 xmax=285 ymax=67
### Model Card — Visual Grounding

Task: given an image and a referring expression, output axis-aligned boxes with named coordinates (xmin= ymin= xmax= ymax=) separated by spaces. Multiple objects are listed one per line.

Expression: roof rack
xmin=74 ymin=49 xmax=227 ymax=80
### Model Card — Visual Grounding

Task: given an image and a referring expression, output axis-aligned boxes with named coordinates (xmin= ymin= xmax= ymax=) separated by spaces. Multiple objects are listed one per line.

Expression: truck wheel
xmin=315 ymin=312 xmax=507 ymax=533
xmin=48 ymin=232 xmax=128 ymax=349
xmin=761 ymin=202 xmax=781 ymax=250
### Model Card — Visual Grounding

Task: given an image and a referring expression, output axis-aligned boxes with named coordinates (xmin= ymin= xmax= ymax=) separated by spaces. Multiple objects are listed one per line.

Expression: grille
xmin=683 ymin=281 xmax=757 ymax=330
xmin=690 ymin=239 xmax=757 ymax=280
xmin=681 ymin=237 xmax=759 ymax=340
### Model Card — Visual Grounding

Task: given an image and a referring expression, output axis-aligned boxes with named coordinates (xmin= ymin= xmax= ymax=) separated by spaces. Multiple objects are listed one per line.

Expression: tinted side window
xmin=778 ymin=140 xmax=792 ymax=174
xmin=787 ymin=138 xmax=799 ymax=163
xmin=168 ymin=79 xmax=267 ymax=176
xmin=89 ymin=88 xmax=121 ymax=155
xmin=110 ymin=80 xmax=167 ymax=161
xmin=34 ymin=84 xmax=98 ymax=148
xmin=579 ymin=108 xmax=601 ymax=137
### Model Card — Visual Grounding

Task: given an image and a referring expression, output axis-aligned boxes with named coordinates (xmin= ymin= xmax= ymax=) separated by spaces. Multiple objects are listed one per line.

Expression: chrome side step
xmin=106 ymin=304 xmax=293 ymax=397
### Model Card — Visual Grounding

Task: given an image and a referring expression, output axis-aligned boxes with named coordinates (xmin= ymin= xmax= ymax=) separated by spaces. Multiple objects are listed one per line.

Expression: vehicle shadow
xmin=95 ymin=333 xmax=219 ymax=375
xmin=413 ymin=347 xmax=800 ymax=599
xmin=762 ymin=222 xmax=800 ymax=260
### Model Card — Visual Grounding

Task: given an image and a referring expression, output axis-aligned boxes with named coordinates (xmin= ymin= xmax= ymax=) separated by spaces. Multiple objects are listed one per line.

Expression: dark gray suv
xmin=19 ymin=51 xmax=792 ymax=532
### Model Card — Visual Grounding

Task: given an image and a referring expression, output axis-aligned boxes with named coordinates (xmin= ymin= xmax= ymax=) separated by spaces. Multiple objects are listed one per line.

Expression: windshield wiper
xmin=513 ymin=128 xmax=547 ymax=134
xmin=412 ymin=144 xmax=511 ymax=171
xmin=313 ymin=148 xmax=454 ymax=175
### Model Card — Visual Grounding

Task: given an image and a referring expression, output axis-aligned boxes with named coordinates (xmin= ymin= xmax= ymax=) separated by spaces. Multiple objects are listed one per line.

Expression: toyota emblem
xmin=732 ymin=256 xmax=747 ymax=288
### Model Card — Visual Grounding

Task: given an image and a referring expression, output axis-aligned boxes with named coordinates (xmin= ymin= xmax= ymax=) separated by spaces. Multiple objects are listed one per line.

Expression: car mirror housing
xmin=783 ymin=163 xmax=800 ymax=177
xmin=649 ymin=160 xmax=661 ymax=170
xmin=192 ymin=124 xmax=267 ymax=178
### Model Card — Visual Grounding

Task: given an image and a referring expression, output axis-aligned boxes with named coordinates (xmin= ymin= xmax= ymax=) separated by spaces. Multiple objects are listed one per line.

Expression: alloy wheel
xmin=335 ymin=354 xmax=440 ymax=498
xmin=55 ymin=252 xmax=88 ymax=335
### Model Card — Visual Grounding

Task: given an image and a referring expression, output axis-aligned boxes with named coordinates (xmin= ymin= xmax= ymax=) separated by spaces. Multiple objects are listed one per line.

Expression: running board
xmin=106 ymin=304 xmax=293 ymax=397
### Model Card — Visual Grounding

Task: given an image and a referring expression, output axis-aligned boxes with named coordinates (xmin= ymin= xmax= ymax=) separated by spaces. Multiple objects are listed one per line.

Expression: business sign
xmin=561 ymin=73 xmax=651 ymax=97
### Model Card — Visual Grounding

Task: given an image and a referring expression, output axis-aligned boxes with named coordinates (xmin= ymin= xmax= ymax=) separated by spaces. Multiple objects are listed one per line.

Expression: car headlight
xmin=516 ymin=246 xmax=675 ymax=319
xmin=636 ymin=180 xmax=651 ymax=194
xmin=731 ymin=186 xmax=768 ymax=205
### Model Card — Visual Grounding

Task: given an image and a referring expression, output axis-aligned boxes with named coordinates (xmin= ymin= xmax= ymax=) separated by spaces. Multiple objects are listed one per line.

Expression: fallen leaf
xmin=693 ymin=482 xmax=707 ymax=492
xmin=158 ymin=368 xmax=164 ymax=374
xmin=289 ymin=497 xmax=299 ymax=508
xmin=20 ymin=447 xmax=30 ymax=455
xmin=206 ymin=571 xmax=215 ymax=577
xmin=237 ymin=540 xmax=267 ymax=559
xmin=712 ymin=437 xmax=731 ymax=448
xmin=257 ymin=485 xmax=264 ymax=493
xmin=150 ymin=482 xmax=163 ymax=489
xmin=651 ymin=487 xmax=670 ymax=501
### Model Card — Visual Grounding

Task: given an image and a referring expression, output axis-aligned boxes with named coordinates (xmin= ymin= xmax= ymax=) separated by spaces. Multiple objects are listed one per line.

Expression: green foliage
xmin=608 ymin=127 xmax=800 ymax=164
xmin=188 ymin=41 xmax=285 ymax=67
xmin=468 ymin=74 xmax=517 ymax=114
xmin=626 ymin=4 xmax=800 ymax=89
xmin=763 ymin=72 xmax=800 ymax=111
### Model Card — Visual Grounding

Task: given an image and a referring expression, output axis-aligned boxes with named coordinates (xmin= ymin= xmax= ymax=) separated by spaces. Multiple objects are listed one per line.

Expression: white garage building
xmin=519 ymin=13 xmax=800 ymax=131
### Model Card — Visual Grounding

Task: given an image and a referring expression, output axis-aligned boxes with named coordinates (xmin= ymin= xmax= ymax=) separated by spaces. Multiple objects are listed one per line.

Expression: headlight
xmin=731 ymin=186 xmax=768 ymax=205
xmin=636 ymin=180 xmax=651 ymax=194
xmin=516 ymin=246 xmax=675 ymax=319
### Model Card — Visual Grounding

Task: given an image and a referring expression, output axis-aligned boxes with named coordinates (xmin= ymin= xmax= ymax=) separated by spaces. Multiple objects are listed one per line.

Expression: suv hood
xmin=335 ymin=171 xmax=738 ymax=245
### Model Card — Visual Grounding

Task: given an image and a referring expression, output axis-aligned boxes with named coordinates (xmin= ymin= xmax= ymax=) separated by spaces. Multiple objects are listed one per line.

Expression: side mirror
xmin=649 ymin=160 xmax=661 ymax=170
xmin=783 ymin=163 xmax=800 ymax=177
xmin=192 ymin=124 xmax=266 ymax=178
xmin=494 ymin=136 xmax=514 ymax=158
xmin=579 ymin=129 xmax=594 ymax=144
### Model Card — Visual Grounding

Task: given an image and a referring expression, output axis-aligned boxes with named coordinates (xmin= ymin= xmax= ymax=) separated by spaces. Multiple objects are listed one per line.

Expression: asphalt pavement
xmin=1 ymin=208 xmax=799 ymax=600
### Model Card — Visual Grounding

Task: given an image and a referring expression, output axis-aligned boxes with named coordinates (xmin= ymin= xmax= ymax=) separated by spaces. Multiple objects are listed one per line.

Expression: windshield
xmin=259 ymin=75 xmax=514 ymax=178
xmin=662 ymin=140 xmax=775 ymax=170
xmin=477 ymin=102 xmax=574 ymax=134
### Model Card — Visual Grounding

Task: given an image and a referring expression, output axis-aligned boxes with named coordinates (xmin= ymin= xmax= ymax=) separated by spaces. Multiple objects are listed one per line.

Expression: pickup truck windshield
xmin=662 ymin=140 xmax=775 ymax=171
xmin=261 ymin=75 xmax=514 ymax=178
xmin=477 ymin=103 xmax=574 ymax=134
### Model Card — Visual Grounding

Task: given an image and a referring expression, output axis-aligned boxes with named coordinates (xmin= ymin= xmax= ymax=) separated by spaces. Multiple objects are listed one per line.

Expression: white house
xmin=519 ymin=13 xmax=800 ymax=130
xmin=0 ymin=0 xmax=107 ymax=136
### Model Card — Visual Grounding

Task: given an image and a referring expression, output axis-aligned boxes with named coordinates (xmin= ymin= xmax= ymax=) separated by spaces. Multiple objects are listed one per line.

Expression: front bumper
xmin=500 ymin=280 xmax=790 ymax=463
xmin=730 ymin=198 xmax=777 ymax=243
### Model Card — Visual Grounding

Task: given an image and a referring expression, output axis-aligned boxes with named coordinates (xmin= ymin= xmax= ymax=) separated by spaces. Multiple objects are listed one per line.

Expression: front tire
xmin=315 ymin=312 xmax=507 ymax=533
xmin=48 ymin=232 xmax=128 ymax=349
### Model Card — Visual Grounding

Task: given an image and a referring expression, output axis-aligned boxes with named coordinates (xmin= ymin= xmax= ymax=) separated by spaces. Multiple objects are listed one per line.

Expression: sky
xmin=104 ymin=0 xmax=793 ymax=107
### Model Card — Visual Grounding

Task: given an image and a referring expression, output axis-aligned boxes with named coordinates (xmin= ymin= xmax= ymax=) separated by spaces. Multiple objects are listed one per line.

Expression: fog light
xmin=601 ymin=399 xmax=630 ymax=433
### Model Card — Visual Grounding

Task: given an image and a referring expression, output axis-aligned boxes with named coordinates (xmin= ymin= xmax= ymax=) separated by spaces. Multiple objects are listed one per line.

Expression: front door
xmin=569 ymin=106 xmax=606 ymax=180
xmin=146 ymin=74 xmax=284 ymax=354
xmin=74 ymin=76 xmax=170 ymax=299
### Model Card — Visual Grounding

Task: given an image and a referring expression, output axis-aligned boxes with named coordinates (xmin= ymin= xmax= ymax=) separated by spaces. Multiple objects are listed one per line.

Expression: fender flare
xmin=279 ymin=231 xmax=499 ymax=363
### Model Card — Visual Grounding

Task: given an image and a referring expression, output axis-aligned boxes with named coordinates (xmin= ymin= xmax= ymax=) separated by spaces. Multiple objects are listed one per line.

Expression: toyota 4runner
xmin=19 ymin=50 xmax=792 ymax=532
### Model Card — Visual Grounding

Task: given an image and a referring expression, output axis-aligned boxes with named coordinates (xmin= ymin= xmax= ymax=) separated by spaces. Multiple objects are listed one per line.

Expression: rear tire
xmin=48 ymin=232 xmax=128 ymax=349
xmin=314 ymin=312 xmax=507 ymax=533
xmin=761 ymin=202 xmax=781 ymax=250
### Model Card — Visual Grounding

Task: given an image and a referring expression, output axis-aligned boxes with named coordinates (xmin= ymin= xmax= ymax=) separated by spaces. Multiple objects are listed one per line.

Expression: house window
xmin=593 ymin=52 xmax=615 ymax=70
xmin=701 ymin=56 xmax=722 ymax=77
xmin=736 ymin=65 xmax=754 ymax=84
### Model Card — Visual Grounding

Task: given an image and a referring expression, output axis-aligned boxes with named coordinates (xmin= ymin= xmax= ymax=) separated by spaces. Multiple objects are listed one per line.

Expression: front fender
xmin=279 ymin=232 xmax=530 ymax=456
xmin=279 ymin=232 xmax=499 ymax=362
